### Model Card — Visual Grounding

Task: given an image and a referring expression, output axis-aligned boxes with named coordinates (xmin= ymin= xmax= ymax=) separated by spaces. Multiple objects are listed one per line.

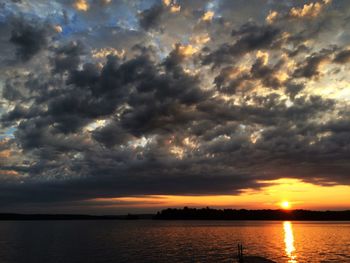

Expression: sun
xmin=280 ymin=201 xmax=291 ymax=210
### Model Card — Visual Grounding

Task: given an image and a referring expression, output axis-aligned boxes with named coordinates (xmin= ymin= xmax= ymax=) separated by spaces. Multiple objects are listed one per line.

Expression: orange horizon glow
xmin=89 ymin=178 xmax=350 ymax=210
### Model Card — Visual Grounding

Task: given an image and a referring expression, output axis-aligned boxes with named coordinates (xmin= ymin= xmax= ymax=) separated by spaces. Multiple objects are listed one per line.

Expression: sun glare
xmin=283 ymin=221 xmax=297 ymax=263
xmin=281 ymin=201 xmax=291 ymax=209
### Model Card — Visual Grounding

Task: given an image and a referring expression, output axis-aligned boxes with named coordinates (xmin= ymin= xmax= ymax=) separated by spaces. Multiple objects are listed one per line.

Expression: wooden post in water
xmin=237 ymin=243 xmax=244 ymax=263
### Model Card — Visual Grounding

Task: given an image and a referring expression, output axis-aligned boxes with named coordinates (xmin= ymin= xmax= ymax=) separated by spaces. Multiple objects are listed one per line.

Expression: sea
xmin=0 ymin=220 xmax=349 ymax=262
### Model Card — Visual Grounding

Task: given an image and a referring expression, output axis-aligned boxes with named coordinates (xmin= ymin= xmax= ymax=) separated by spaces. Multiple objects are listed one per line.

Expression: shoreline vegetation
xmin=0 ymin=207 xmax=349 ymax=221
xmin=0 ymin=214 xmax=149 ymax=220
xmin=153 ymin=207 xmax=350 ymax=220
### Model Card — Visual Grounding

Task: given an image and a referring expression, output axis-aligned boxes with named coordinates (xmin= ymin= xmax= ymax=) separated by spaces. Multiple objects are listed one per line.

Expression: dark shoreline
xmin=154 ymin=208 xmax=350 ymax=221
xmin=0 ymin=214 xmax=152 ymax=220
xmin=1 ymin=208 xmax=350 ymax=221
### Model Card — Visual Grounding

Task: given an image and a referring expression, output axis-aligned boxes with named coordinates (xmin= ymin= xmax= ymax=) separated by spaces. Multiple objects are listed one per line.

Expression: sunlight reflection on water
xmin=284 ymin=221 xmax=297 ymax=263
xmin=0 ymin=220 xmax=349 ymax=262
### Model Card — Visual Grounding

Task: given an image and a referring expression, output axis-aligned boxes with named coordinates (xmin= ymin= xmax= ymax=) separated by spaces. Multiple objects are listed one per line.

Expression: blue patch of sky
xmin=2 ymin=0 xmax=62 ymax=21
xmin=0 ymin=127 xmax=15 ymax=139
xmin=206 ymin=0 xmax=220 ymax=17
xmin=63 ymin=12 xmax=91 ymax=35
xmin=105 ymin=4 xmax=139 ymax=31
xmin=1 ymin=1 xmax=95 ymax=38
xmin=153 ymin=36 xmax=168 ymax=60
xmin=116 ymin=11 xmax=139 ymax=31
xmin=0 ymin=3 xmax=14 ymax=22
xmin=138 ymin=0 xmax=160 ymax=11
xmin=1 ymin=0 xmax=165 ymax=38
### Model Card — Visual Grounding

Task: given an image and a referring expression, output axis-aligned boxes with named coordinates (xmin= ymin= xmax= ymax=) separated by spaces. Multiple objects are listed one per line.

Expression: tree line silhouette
xmin=1 ymin=208 xmax=349 ymax=220
xmin=154 ymin=207 xmax=350 ymax=220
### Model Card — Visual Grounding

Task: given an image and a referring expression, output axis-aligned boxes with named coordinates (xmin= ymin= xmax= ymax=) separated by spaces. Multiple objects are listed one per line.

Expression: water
xmin=0 ymin=220 xmax=349 ymax=263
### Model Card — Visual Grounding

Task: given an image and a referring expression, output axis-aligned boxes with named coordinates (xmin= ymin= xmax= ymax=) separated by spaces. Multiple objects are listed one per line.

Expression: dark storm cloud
xmin=52 ymin=41 xmax=86 ymax=73
xmin=213 ymin=66 xmax=249 ymax=94
xmin=197 ymin=94 xmax=334 ymax=127
xmin=1 ymin=0 xmax=350 ymax=211
xmin=285 ymin=44 xmax=310 ymax=58
xmin=4 ymin=40 xmax=208 ymax=147
xmin=92 ymin=121 xmax=132 ymax=147
xmin=333 ymin=49 xmax=350 ymax=64
xmin=1 ymin=104 xmax=43 ymax=124
xmin=138 ymin=4 xmax=165 ymax=30
xmin=202 ymin=22 xmax=282 ymax=66
xmin=293 ymin=49 xmax=332 ymax=79
xmin=0 ymin=165 xmax=261 ymax=208
xmin=285 ymin=82 xmax=305 ymax=100
xmin=250 ymin=56 xmax=287 ymax=89
xmin=213 ymin=55 xmax=289 ymax=95
xmin=9 ymin=17 xmax=51 ymax=61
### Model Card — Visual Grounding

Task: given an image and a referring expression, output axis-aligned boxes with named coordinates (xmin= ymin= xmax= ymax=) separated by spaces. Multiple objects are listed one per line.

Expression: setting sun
xmin=281 ymin=201 xmax=291 ymax=210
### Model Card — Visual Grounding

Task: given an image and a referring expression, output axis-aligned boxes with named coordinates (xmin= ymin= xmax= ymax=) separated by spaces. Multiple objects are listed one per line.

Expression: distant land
xmin=0 ymin=213 xmax=153 ymax=220
xmin=1 ymin=208 xmax=350 ymax=221
xmin=154 ymin=207 xmax=350 ymax=220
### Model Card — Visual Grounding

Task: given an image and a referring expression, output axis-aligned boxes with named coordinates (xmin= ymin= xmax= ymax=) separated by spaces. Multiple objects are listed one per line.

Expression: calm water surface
xmin=0 ymin=220 xmax=349 ymax=263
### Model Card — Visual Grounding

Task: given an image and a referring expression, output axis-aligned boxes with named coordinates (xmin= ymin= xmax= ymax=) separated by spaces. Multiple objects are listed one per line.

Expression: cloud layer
xmin=1 ymin=0 xmax=350 ymax=211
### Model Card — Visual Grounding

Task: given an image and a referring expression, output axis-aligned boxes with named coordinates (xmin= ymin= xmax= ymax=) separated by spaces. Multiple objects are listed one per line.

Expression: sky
xmin=0 ymin=0 xmax=349 ymax=214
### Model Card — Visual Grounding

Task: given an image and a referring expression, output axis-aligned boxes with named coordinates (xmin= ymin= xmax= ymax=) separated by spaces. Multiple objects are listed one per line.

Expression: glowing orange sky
xmin=91 ymin=179 xmax=350 ymax=211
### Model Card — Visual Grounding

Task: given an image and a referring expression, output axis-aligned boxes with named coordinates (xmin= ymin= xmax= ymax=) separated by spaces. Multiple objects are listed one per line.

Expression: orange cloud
xmin=177 ymin=44 xmax=198 ymax=57
xmin=54 ymin=25 xmax=63 ymax=33
xmin=0 ymin=170 xmax=19 ymax=176
xmin=266 ymin=10 xmax=279 ymax=24
xmin=162 ymin=0 xmax=181 ymax=13
xmin=256 ymin=50 xmax=269 ymax=65
xmin=73 ymin=0 xmax=89 ymax=11
xmin=202 ymin=11 xmax=214 ymax=21
xmin=91 ymin=47 xmax=125 ymax=59
xmin=289 ymin=0 xmax=331 ymax=18
xmin=163 ymin=0 xmax=171 ymax=6
xmin=0 ymin=150 xmax=11 ymax=158
xmin=190 ymin=33 xmax=210 ymax=45
xmin=170 ymin=4 xmax=181 ymax=13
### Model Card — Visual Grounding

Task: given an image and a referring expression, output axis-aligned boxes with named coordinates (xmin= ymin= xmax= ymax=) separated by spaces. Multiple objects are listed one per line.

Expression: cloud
xmin=73 ymin=0 xmax=89 ymax=11
xmin=293 ymin=49 xmax=333 ymax=79
xmin=138 ymin=4 xmax=165 ymax=30
xmin=201 ymin=11 xmax=214 ymax=22
xmin=0 ymin=0 xmax=350 ymax=211
xmin=52 ymin=41 xmax=85 ymax=73
xmin=266 ymin=11 xmax=279 ymax=24
xmin=266 ymin=0 xmax=332 ymax=24
xmin=202 ymin=22 xmax=283 ymax=66
xmin=9 ymin=18 xmax=52 ymax=61
xmin=289 ymin=1 xmax=330 ymax=19
xmin=333 ymin=49 xmax=350 ymax=64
